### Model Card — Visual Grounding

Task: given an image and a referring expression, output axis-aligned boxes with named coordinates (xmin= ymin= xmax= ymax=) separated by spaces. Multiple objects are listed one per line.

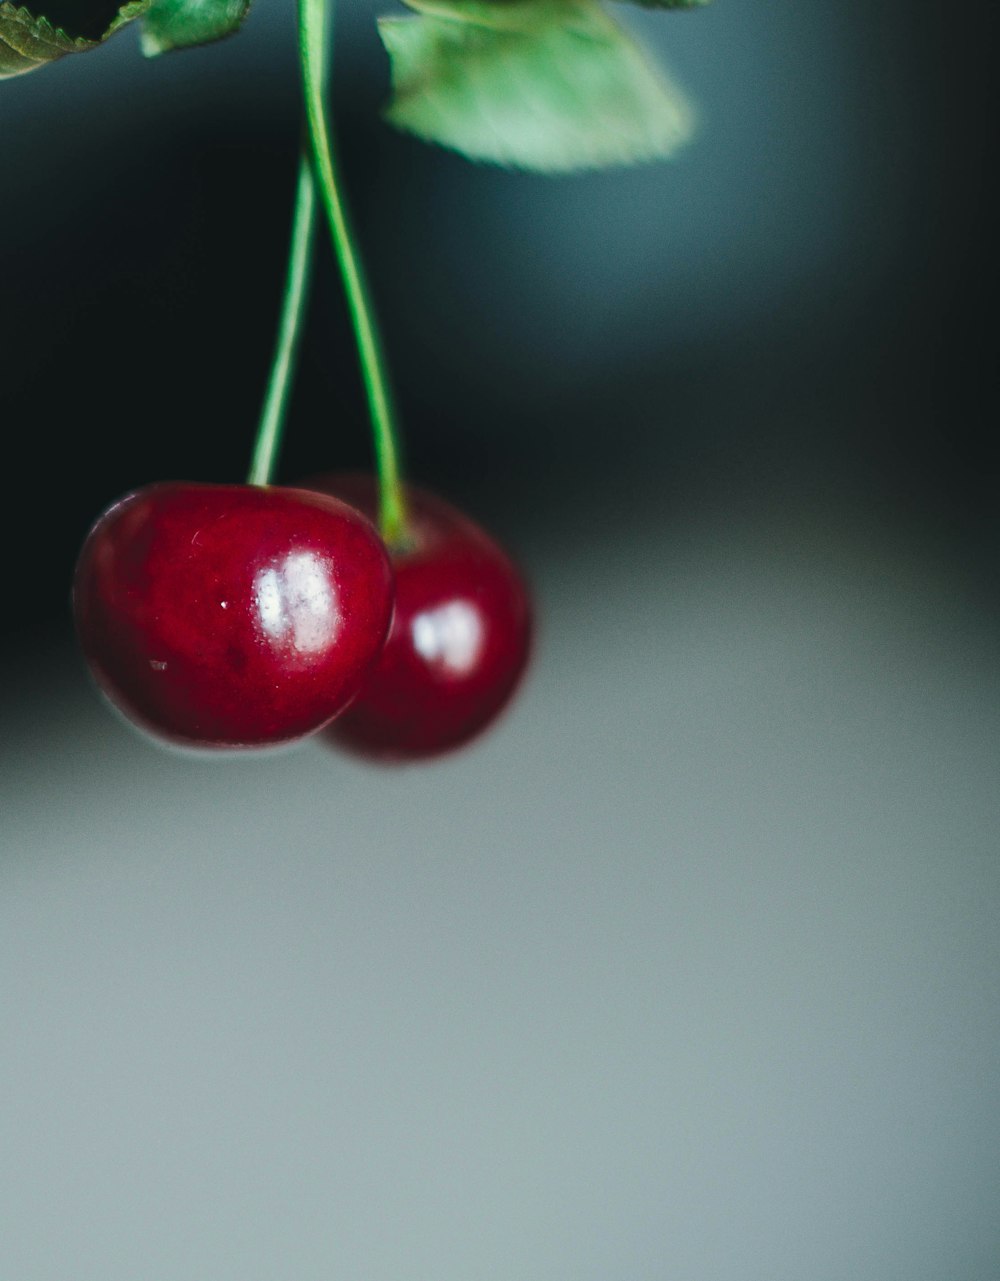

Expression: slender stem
xmin=247 ymin=154 xmax=317 ymax=487
xmin=298 ymin=0 xmax=407 ymax=546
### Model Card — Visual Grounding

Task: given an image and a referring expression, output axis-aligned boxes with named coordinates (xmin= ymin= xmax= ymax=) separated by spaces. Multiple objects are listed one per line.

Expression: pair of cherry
xmin=73 ymin=474 xmax=531 ymax=759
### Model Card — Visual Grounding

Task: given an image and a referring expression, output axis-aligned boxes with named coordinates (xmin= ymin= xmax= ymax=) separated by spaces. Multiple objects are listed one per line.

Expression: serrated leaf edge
xmin=0 ymin=0 xmax=150 ymax=77
xmin=1 ymin=0 xmax=149 ymax=45
xmin=1 ymin=2 xmax=92 ymax=56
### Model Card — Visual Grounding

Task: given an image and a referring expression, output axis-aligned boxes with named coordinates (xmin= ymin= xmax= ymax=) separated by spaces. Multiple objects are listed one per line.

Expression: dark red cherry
xmin=73 ymin=483 xmax=394 ymax=748
xmin=304 ymin=474 xmax=532 ymax=760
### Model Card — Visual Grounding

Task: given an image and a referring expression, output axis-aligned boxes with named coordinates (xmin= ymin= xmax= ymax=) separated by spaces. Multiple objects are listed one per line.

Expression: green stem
xmin=298 ymin=0 xmax=407 ymax=546
xmin=247 ymin=153 xmax=317 ymax=487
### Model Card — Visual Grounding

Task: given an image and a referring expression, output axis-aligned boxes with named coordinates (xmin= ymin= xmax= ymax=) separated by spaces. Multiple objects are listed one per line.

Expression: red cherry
xmin=73 ymin=483 xmax=394 ymax=748
xmin=304 ymin=474 xmax=532 ymax=760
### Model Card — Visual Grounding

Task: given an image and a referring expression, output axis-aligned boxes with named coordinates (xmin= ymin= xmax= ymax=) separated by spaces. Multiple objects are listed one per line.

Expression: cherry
xmin=73 ymin=483 xmax=394 ymax=748
xmin=304 ymin=474 xmax=532 ymax=760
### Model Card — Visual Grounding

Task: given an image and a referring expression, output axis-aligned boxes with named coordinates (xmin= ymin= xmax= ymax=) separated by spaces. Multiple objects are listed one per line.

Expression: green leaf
xmin=140 ymin=0 xmax=250 ymax=56
xmin=0 ymin=0 xmax=148 ymax=77
xmin=378 ymin=0 xmax=696 ymax=173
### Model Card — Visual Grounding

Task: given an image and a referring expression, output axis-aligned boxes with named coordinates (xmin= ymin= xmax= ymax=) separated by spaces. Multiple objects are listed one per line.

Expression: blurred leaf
xmin=0 ymin=0 xmax=147 ymax=77
xmin=140 ymin=0 xmax=250 ymax=56
xmin=379 ymin=0 xmax=695 ymax=173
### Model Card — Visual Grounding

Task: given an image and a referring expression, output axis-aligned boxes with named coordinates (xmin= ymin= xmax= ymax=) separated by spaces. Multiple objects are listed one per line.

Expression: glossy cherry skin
xmin=304 ymin=474 xmax=532 ymax=760
xmin=73 ymin=483 xmax=394 ymax=748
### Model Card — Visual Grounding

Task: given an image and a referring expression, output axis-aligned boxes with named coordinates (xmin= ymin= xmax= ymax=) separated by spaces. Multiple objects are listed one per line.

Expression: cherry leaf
xmin=140 ymin=0 xmax=250 ymax=56
xmin=0 ymin=0 xmax=148 ymax=78
xmin=378 ymin=0 xmax=695 ymax=173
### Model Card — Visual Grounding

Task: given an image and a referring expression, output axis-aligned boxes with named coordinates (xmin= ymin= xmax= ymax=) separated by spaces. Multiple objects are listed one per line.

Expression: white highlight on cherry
xmin=254 ymin=552 xmax=340 ymax=653
xmin=411 ymin=601 xmax=484 ymax=675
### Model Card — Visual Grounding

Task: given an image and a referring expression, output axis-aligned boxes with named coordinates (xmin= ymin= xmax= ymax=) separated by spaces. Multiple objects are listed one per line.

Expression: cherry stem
xmin=247 ymin=153 xmax=316 ymax=488
xmin=298 ymin=0 xmax=408 ymax=547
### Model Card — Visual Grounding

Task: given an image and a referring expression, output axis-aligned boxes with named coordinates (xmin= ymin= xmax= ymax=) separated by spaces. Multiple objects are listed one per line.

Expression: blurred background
xmin=2 ymin=1 xmax=998 ymax=1277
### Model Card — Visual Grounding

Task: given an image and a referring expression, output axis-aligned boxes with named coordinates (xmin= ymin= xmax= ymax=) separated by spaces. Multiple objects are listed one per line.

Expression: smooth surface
xmin=3 ymin=488 xmax=998 ymax=1281
xmin=73 ymin=483 xmax=394 ymax=747
xmin=311 ymin=475 xmax=532 ymax=759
